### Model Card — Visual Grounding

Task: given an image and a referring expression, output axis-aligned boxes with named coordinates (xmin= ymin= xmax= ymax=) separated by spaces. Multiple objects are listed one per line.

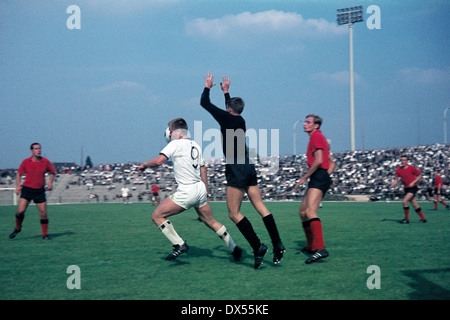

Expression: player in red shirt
xmin=433 ymin=171 xmax=449 ymax=210
xmin=151 ymin=184 xmax=160 ymax=206
xmin=293 ymin=114 xmax=335 ymax=264
xmin=389 ymin=155 xmax=426 ymax=223
xmin=9 ymin=143 xmax=56 ymax=239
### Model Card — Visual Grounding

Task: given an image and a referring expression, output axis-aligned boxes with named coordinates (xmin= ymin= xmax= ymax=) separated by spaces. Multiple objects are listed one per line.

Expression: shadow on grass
xmin=29 ymin=231 xmax=76 ymax=239
xmin=402 ymin=268 xmax=450 ymax=300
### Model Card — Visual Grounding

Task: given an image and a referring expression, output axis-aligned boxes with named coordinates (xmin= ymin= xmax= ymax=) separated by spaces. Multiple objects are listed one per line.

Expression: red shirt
xmin=434 ymin=176 xmax=443 ymax=188
xmin=306 ymin=130 xmax=329 ymax=169
xmin=395 ymin=165 xmax=421 ymax=187
xmin=151 ymin=185 xmax=160 ymax=194
xmin=18 ymin=157 xmax=56 ymax=189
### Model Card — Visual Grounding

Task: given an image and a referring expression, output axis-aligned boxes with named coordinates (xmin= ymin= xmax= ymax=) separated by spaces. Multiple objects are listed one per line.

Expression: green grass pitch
xmin=0 ymin=201 xmax=449 ymax=300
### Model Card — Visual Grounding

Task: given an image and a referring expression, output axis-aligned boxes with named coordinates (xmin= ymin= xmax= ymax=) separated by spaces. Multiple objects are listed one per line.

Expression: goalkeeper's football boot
xmin=232 ymin=246 xmax=243 ymax=262
xmin=165 ymin=242 xmax=189 ymax=261
xmin=305 ymin=249 xmax=329 ymax=264
xmin=273 ymin=242 xmax=286 ymax=264
xmin=9 ymin=229 xmax=21 ymax=239
xmin=253 ymin=243 xmax=268 ymax=269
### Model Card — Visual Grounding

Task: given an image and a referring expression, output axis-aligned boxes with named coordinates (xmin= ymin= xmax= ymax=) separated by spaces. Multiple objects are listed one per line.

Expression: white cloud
xmin=396 ymin=67 xmax=450 ymax=85
xmin=185 ymin=10 xmax=345 ymax=39
xmin=310 ymin=71 xmax=361 ymax=85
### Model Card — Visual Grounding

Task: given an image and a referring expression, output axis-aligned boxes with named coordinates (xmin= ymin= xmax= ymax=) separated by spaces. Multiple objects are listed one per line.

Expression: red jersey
xmin=306 ymin=130 xmax=329 ymax=169
xmin=18 ymin=157 xmax=56 ymax=189
xmin=434 ymin=176 xmax=443 ymax=188
xmin=151 ymin=185 xmax=160 ymax=194
xmin=395 ymin=165 xmax=421 ymax=187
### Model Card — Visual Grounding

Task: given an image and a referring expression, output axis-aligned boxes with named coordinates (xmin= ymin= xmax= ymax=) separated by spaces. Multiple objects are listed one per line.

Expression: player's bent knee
xmin=151 ymin=211 xmax=161 ymax=223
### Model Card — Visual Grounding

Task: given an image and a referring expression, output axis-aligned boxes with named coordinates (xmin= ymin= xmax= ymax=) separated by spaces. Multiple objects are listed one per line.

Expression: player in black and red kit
xmin=432 ymin=171 xmax=449 ymax=210
xmin=389 ymin=155 xmax=427 ymax=223
xmin=293 ymin=114 xmax=335 ymax=264
xmin=9 ymin=143 xmax=56 ymax=239
xmin=200 ymin=72 xmax=284 ymax=269
xmin=151 ymin=184 xmax=160 ymax=206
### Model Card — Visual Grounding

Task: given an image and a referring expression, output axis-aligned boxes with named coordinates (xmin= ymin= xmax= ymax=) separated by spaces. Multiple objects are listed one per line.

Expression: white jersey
xmin=160 ymin=138 xmax=204 ymax=186
xmin=121 ymin=187 xmax=129 ymax=197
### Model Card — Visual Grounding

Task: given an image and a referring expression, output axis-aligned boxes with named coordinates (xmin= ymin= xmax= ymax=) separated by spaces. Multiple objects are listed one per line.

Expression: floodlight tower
xmin=337 ymin=6 xmax=363 ymax=152
xmin=293 ymin=119 xmax=302 ymax=155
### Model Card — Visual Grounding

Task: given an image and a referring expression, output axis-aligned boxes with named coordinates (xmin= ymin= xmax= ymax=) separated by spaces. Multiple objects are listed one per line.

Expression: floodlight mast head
xmin=337 ymin=6 xmax=363 ymax=152
xmin=337 ymin=6 xmax=364 ymax=25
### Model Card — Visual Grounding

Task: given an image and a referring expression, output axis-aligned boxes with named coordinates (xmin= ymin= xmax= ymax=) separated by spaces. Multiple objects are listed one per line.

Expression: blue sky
xmin=1 ymin=0 xmax=449 ymax=169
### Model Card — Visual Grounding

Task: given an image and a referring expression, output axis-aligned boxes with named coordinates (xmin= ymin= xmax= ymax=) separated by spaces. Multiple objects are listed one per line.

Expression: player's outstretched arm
xmin=138 ymin=155 xmax=168 ymax=171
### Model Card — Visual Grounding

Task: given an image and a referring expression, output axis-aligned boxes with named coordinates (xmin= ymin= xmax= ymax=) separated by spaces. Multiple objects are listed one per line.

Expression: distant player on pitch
xmin=389 ymin=155 xmax=427 ymax=224
xmin=9 ymin=142 xmax=56 ymax=240
xmin=138 ymin=118 xmax=242 ymax=262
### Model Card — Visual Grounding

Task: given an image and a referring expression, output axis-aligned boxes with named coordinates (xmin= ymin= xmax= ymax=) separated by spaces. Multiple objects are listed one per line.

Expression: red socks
xmin=15 ymin=213 xmax=25 ymax=231
xmin=404 ymin=206 xmax=426 ymax=221
xmin=40 ymin=219 xmax=49 ymax=236
xmin=14 ymin=214 xmax=49 ymax=236
xmin=302 ymin=218 xmax=325 ymax=251
xmin=435 ymin=201 xmax=448 ymax=209
xmin=302 ymin=221 xmax=313 ymax=251
xmin=403 ymin=207 xmax=410 ymax=220
xmin=415 ymin=208 xmax=426 ymax=221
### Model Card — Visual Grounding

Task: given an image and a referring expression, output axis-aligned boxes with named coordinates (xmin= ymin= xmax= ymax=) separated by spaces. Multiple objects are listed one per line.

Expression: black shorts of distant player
xmin=307 ymin=168 xmax=332 ymax=195
xmin=20 ymin=186 xmax=47 ymax=203
xmin=404 ymin=186 xmax=419 ymax=197
xmin=225 ymin=163 xmax=258 ymax=188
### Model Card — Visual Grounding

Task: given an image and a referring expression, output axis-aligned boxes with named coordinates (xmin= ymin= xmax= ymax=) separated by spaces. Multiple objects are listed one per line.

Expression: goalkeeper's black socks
xmin=236 ymin=216 xmax=261 ymax=252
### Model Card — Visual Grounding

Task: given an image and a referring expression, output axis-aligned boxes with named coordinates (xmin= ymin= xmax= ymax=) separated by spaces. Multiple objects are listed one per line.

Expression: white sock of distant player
xmin=158 ymin=220 xmax=184 ymax=246
xmin=216 ymin=225 xmax=236 ymax=253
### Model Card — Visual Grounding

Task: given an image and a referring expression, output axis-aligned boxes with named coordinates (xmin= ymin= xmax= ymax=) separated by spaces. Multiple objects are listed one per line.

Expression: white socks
xmin=216 ymin=225 xmax=236 ymax=253
xmin=158 ymin=221 xmax=236 ymax=253
xmin=158 ymin=220 xmax=184 ymax=246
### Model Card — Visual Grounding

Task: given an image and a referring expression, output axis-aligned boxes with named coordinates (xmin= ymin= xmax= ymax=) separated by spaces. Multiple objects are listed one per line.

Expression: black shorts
xmin=152 ymin=192 xmax=159 ymax=197
xmin=405 ymin=186 xmax=419 ymax=197
xmin=225 ymin=164 xmax=258 ymax=188
xmin=308 ymin=168 xmax=332 ymax=195
xmin=20 ymin=186 xmax=47 ymax=203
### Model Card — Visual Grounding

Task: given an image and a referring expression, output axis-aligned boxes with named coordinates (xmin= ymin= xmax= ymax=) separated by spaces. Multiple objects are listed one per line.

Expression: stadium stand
xmin=0 ymin=144 xmax=448 ymax=204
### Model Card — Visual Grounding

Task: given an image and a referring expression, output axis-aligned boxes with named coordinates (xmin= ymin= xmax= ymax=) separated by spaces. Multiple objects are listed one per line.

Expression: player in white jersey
xmin=138 ymin=118 xmax=242 ymax=261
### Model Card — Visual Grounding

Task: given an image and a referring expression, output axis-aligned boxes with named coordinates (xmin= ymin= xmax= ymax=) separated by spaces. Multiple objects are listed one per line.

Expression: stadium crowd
xmin=0 ymin=144 xmax=448 ymax=204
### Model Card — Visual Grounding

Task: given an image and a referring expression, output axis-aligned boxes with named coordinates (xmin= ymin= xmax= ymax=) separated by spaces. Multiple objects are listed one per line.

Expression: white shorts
xmin=170 ymin=181 xmax=208 ymax=210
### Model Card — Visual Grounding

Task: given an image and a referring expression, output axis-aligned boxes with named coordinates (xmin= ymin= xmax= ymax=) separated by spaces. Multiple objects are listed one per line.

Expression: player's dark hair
xmin=227 ymin=97 xmax=245 ymax=114
xmin=30 ymin=142 xmax=40 ymax=150
xmin=306 ymin=114 xmax=323 ymax=128
xmin=168 ymin=118 xmax=188 ymax=131
xmin=400 ymin=155 xmax=408 ymax=160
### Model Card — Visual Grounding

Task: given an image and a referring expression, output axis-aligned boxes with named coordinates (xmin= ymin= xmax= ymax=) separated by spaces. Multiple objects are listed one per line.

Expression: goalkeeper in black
xmin=200 ymin=72 xmax=285 ymax=269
